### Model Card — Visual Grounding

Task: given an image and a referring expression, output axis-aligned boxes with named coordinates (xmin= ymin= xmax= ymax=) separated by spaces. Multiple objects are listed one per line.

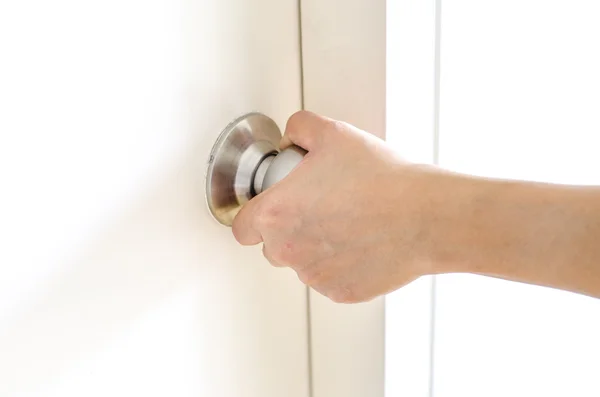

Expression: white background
xmin=387 ymin=0 xmax=600 ymax=396
xmin=435 ymin=1 xmax=600 ymax=396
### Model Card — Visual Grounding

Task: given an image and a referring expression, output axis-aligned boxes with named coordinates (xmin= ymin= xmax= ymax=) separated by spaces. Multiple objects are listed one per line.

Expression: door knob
xmin=205 ymin=112 xmax=307 ymax=226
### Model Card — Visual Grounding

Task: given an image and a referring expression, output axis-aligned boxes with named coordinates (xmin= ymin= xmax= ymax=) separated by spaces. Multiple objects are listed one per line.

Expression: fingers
xmin=262 ymin=244 xmax=284 ymax=267
xmin=280 ymin=110 xmax=329 ymax=151
xmin=231 ymin=197 xmax=263 ymax=246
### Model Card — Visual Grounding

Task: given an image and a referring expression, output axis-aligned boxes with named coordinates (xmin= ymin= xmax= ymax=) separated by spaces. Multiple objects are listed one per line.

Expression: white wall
xmin=0 ymin=1 xmax=309 ymax=396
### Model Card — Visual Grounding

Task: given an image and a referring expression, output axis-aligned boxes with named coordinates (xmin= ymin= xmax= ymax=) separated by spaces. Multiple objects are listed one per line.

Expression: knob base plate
xmin=205 ymin=113 xmax=282 ymax=226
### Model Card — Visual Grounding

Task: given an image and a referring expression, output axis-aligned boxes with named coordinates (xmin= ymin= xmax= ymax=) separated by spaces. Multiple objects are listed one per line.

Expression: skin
xmin=232 ymin=111 xmax=600 ymax=304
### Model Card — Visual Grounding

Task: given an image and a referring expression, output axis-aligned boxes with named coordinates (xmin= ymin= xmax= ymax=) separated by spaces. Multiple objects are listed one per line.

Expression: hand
xmin=232 ymin=111 xmax=437 ymax=303
xmin=233 ymin=111 xmax=600 ymax=302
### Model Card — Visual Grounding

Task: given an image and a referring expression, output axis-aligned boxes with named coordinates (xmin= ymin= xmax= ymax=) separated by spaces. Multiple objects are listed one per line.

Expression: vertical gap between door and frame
xmin=429 ymin=0 xmax=442 ymax=396
xmin=299 ymin=1 xmax=386 ymax=396
xmin=296 ymin=2 xmax=313 ymax=397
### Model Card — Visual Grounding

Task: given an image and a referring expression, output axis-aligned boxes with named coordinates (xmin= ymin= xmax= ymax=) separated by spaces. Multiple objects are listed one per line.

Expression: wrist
xmin=413 ymin=168 xmax=523 ymax=277
xmin=388 ymin=164 xmax=476 ymax=277
xmin=391 ymin=161 xmax=600 ymax=298
xmin=426 ymin=171 xmax=599 ymax=288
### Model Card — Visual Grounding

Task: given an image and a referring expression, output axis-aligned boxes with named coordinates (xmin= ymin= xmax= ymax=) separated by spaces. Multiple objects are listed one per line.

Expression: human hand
xmin=232 ymin=111 xmax=438 ymax=303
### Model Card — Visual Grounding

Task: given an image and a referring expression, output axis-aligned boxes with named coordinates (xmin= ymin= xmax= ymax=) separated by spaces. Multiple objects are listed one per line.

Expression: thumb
xmin=280 ymin=110 xmax=327 ymax=151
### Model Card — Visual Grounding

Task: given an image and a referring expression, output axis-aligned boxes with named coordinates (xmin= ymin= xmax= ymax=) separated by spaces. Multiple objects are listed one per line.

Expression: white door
xmin=0 ymin=1 xmax=310 ymax=396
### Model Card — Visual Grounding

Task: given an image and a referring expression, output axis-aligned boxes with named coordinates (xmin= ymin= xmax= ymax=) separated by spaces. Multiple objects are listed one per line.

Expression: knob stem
xmin=257 ymin=145 xmax=307 ymax=194
xmin=252 ymin=154 xmax=275 ymax=195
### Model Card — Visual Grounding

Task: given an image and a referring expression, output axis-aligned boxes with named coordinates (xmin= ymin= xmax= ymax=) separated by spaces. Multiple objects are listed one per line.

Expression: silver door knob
xmin=205 ymin=112 xmax=307 ymax=226
xmin=253 ymin=145 xmax=307 ymax=194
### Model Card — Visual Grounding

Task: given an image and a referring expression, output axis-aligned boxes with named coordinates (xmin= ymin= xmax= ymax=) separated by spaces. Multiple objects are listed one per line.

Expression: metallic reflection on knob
xmin=252 ymin=154 xmax=275 ymax=195
xmin=205 ymin=112 xmax=306 ymax=226
xmin=254 ymin=146 xmax=307 ymax=194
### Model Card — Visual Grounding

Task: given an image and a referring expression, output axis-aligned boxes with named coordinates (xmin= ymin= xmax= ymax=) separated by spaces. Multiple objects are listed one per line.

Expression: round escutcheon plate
xmin=205 ymin=112 xmax=282 ymax=226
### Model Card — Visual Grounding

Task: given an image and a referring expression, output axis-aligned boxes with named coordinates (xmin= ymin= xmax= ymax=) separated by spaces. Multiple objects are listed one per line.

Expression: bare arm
xmin=431 ymin=172 xmax=600 ymax=299
xmin=232 ymin=111 xmax=600 ymax=303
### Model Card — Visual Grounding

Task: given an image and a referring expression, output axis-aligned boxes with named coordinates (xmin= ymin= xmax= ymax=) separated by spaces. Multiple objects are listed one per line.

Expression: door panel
xmin=0 ymin=1 xmax=308 ymax=396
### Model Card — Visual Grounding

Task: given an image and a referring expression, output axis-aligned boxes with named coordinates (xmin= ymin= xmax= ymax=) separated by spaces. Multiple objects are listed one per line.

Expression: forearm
xmin=429 ymin=171 xmax=600 ymax=299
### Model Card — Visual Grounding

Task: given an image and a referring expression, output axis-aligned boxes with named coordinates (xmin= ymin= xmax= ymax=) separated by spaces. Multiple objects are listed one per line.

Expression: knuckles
xmin=327 ymin=286 xmax=363 ymax=304
xmin=254 ymin=200 xmax=285 ymax=230
xmin=265 ymin=241 xmax=297 ymax=267
xmin=328 ymin=288 xmax=355 ymax=304
xmin=257 ymin=200 xmax=306 ymax=267
xmin=296 ymin=266 xmax=324 ymax=286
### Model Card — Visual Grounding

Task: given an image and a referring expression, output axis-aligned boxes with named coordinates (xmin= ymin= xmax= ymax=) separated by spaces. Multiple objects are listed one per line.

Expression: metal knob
xmin=253 ymin=145 xmax=306 ymax=194
xmin=205 ymin=113 xmax=307 ymax=226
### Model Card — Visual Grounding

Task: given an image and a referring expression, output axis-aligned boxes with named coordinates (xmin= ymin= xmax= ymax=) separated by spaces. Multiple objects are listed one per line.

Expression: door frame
xmin=298 ymin=1 xmax=386 ymax=397
xmin=299 ymin=0 xmax=442 ymax=396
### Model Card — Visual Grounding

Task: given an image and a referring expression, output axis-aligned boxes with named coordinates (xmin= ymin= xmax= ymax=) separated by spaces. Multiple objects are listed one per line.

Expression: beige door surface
xmin=0 ymin=1 xmax=309 ymax=396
